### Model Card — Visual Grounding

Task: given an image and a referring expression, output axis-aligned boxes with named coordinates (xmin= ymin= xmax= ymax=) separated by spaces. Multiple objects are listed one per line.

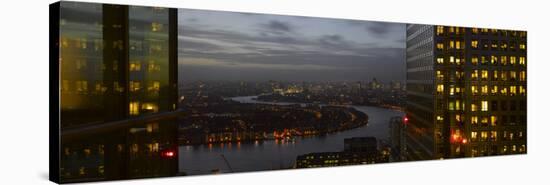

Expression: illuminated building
xmin=296 ymin=137 xmax=388 ymax=168
xmin=50 ymin=1 xmax=179 ymax=183
xmin=405 ymin=25 xmax=527 ymax=160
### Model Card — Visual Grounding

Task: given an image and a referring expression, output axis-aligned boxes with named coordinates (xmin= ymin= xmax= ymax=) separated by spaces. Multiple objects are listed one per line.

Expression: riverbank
xmin=178 ymin=100 xmax=404 ymax=175
xmin=178 ymin=99 xmax=368 ymax=145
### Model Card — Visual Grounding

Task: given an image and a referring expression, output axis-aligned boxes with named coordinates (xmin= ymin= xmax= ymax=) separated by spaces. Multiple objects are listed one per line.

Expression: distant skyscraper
xmin=405 ymin=25 xmax=526 ymax=160
xmin=389 ymin=117 xmax=406 ymax=161
xmin=52 ymin=1 xmax=179 ymax=182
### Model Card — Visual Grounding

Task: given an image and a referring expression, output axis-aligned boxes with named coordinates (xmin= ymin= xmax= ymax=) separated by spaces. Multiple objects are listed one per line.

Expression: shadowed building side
xmin=53 ymin=1 xmax=179 ymax=183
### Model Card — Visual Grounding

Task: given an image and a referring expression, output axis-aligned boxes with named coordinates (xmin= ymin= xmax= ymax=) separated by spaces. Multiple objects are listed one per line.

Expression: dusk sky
xmin=178 ymin=9 xmax=406 ymax=83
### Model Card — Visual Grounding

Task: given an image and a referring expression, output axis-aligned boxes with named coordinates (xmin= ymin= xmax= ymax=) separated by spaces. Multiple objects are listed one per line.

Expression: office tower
xmin=405 ymin=25 xmax=527 ymax=160
xmin=389 ymin=116 xmax=406 ymax=161
xmin=51 ymin=1 xmax=179 ymax=182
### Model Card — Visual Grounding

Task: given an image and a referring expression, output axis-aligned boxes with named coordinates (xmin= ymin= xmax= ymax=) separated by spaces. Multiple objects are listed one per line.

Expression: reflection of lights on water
xmin=237 ymin=141 xmax=241 ymax=149
xmin=208 ymin=143 xmax=213 ymax=150
xmin=254 ymin=140 xmax=259 ymax=146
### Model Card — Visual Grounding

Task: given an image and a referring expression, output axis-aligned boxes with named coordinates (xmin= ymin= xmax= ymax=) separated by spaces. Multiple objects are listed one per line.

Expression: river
xmin=178 ymin=95 xmax=404 ymax=175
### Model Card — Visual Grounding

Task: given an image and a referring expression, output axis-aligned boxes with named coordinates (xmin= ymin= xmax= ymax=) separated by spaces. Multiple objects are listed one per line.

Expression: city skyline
xmin=178 ymin=9 xmax=406 ymax=83
xmin=50 ymin=2 xmax=527 ymax=183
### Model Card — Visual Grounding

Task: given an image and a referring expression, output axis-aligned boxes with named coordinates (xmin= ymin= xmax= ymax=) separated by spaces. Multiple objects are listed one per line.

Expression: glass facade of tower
xmin=406 ymin=24 xmax=527 ymax=160
xmin=55 ymin=1 xmax=179 ymax=183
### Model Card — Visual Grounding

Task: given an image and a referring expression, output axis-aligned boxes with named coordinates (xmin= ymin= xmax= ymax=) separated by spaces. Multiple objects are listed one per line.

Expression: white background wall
xmin=0 ymin=0 xmax=548 ymax=184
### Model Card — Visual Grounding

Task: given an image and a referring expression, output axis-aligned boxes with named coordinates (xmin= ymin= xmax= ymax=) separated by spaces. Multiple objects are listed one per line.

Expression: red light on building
xmin=160 ymin=149 xmax=176 ymax=158
xmin=403 ymin=116 xmax=409 ymax=124
xmin=462 ymin=138 xmax=468 ymax=144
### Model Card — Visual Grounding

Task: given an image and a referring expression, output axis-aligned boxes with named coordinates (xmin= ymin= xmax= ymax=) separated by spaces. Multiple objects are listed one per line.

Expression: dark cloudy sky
xmin=178 ymin=9 xmax=405 ymax=83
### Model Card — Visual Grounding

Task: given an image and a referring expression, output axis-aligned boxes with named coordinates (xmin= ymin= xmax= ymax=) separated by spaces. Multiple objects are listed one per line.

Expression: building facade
xmin=296 ymin=137 xmax=389 ymax=168
xmin=52 ymin=1 xmax=179 ymax=182
xmin=405 ymin=24 xmax=527 ymax=160
xmin=389 ymin=116 xmax=406 ymax=161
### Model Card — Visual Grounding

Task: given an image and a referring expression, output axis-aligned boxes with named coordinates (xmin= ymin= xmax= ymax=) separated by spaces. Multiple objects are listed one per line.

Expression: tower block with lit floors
xmin=52 ymin=2 xmax=180 ymax=182
xmin=405 ymin=25 xmax=526 ymax=160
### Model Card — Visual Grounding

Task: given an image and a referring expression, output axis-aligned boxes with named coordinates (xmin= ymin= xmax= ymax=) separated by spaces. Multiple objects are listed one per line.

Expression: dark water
xmin=178 ymin=96 xmax=404 ymax=175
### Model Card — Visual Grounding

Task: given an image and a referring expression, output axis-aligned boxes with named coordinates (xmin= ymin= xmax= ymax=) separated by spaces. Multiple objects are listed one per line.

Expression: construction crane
xmin=220 ymin=154 xmax=234 ymax=173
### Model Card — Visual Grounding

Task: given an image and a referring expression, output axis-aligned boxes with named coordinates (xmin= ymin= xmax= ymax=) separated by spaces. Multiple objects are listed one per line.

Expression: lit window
xmin=501 ymin=86 xmax=508 ymax=95
xmin=141 ymin=103 xmax=159 ymax=113
xmin=519 ymin=43 xmax=526 ymax=50
xmin=471 ymin=40 xmax=478 ymax=48
xmin=501 ymin=42 xmax=508 ymax=50
xmin=455 ymin=71 xmax=464 ymax=80
xmin=491 ymin=85 xmax=498 ymax=94
xmin=471 ymin=56 xmax=479 ymax=65
xmin=455 ymin=114 xmax=462 ymax=121
xmin=129 ymin=81 xmax=140 ymax=92
xmin=472 ymin=28 xmax=479 ymax=34
xmin=481 ymin=101 xmax=488 ymax=111
xmin=519 ymin=57 xmax=526 ymax=65
xmin=151 ymin=22 xmax=163 ymax=32
xmin=76 ymin=80 xmax=88 ymax=92
xmin=437 ymin=84 xmax=444 ymax=94
xmin=481 ymin=131 xmax=488 ymax=141
xmin=456 ymin=41 xmax=462 ymax=49
xmin=490 ymin=131 xmax=498 ymax=141
xmin=491 ymin=42 xmax=498 ymax=49
xmin=471 ymin=132 xmax=478 ymax=141
xmin=471 ymin=86 xmax=478 ymax=95
xmin=471 ymin=116 xmax=478 ymax=125
xmin=149 ymin=81 xmax=160 ymax=91
xmin=481 ymin=70 xmax=488 ymax=80
xmin=490 ymin=55 xmax=497 ymax=65
xmin=129 ymin=102 xmax=140 ymax=115
xmin=510 ymin=86 xmax=517 ymax=95
xmin=436 ymin=70 xmax=444 ymax=80
xmin=436 ymin=26 xmax=444 ymax=35
xmin=113 ymin=81 xmax=124 ymax=92
xmin=437 ymin=43 xmax=444 ymax=49
xmin=500 ymin=56 xmax=507 ymax=65
xmin=130 ymin=62 xmax=141 ymax=71
xmin=510 ymin=56 xmax=516 ymax=65
xmin=519 ymin=86 xmax=526 ymax=95
xmin=493 ymin=70 xmax=499 ymax=80
xmin=510 ymin=71 xmax=517 ymax=81
xmin=481 ymin=56 xmax=487 ymax=64
xmin=501 ymin=71 xmax=508 ymax=81
xmin=471 ymin=103 xmax=478 ymax=112
xmin=449 ymin=41 xmax=455 ymax=49
xmin=437 ymin=57 xmax=444 ymax=64
xmin=471 ymin=70 xmax=479 ymax=80
xmin=448 ymin=102 xmax=455 ymax=111
xmin=481 ymin=85 xmax=488 ymax=95
xmin=449 ymin=56 xmax=455 ymax=64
